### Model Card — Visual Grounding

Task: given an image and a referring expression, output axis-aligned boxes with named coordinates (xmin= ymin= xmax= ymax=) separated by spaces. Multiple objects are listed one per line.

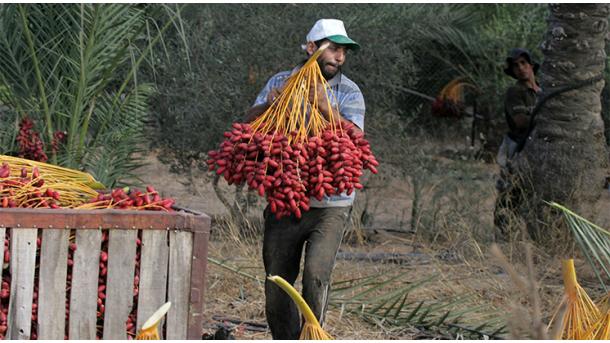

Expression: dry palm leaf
xmin=597 ymin=292 xmax=610 ymax=312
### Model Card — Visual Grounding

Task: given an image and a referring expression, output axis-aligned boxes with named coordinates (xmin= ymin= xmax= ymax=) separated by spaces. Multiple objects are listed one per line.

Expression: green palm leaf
xmin=0 ymin=3 xmax=188 ymax=186
xmin=329 ymin=270 xmax=506 ymax=338
xmin=84 ymin=83 xmax=154 ymax=187
xmin=550 ymin=201 xmax=610 ymax=291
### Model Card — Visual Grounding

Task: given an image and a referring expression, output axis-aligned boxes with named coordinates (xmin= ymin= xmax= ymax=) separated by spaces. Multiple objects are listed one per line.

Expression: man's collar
xmin=515 ymin=79 xmax=541 ymax=93
xmin=327 ymin=72 xmax=342 ymax=87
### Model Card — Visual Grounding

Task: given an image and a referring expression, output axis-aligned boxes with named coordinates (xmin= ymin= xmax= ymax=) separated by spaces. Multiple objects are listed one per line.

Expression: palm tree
xmin=0 ymin=4 xmax=186 ymax=187
xmin=515 ymin=4 xmax=610 ymax=239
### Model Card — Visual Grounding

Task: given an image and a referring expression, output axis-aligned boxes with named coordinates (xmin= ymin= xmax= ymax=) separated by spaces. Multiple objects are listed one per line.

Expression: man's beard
xmin=318 ymin=60 xmax=340 ymax=80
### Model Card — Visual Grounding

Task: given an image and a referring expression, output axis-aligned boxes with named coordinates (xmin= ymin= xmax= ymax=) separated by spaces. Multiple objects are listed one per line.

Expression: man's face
xmin=511 ymin=56 xmax=535 ymax=82
xmin=309 ymin=41 xmax=348 ymax=80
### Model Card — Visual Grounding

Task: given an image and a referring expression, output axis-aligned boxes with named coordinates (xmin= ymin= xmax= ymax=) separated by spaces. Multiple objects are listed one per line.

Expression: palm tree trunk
xmin=516 ymin=4 xmax=610 ymax=239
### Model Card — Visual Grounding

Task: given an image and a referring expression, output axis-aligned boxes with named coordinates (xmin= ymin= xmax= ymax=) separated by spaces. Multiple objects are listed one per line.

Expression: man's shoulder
xmin=268 ymin=70 xmax=292 ymax=82
xmin=505 ymin=83 xmax=527 ymax=98
xmin=507 ymin=82 xmax=524 ymax=91
xmin=337 ymin=74 xmax=362 ymax=95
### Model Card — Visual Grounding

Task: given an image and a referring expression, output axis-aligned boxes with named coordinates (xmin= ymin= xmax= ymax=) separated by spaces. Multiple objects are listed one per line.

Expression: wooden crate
xmin=0 ymin=207 xmax=210 ymax=340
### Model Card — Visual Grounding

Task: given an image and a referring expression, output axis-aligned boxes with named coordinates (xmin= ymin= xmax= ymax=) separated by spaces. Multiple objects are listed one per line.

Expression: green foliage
xmin=84 ymin=84 xmax=156 ymax=187
xmin=413 ymin=4 xmax=547 ymax=140
xmin=551 ymin=202 xmax=610 ymax=291
xmin=0 ymin=4 xmax=185 ymax=187
xmin=149 ymin=4 xmax=548 ymax=170
xmin=0 ymin=106 xmax=18 ymax=155
xmin=149 ymin=4 xmax=422 ymax=167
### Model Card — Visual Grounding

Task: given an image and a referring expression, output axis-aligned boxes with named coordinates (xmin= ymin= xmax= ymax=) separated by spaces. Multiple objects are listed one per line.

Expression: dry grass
xmin=196 ymin=141 xmax=606 ymax=340
xmin=130 ymin=94 xmax=610 ymax=337
xmin=202 ymin=209 xmax=573 ymax=340
xmin=135 ymin=130 xmax=610 ymax=339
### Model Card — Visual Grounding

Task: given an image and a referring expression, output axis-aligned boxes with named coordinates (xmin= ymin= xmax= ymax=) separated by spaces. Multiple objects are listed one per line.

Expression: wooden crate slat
xmin=68 ymin=229 xmax=101 ymax=340
xmin=136 ymin=230 xmax=169 ymax=337
xmin=6 ymin=228 xmax=38 ymax=340
xmin=0 ymin=227 xmax=5 ymax=279
xmin=0 ymin=208 xmax=210 ymax=340
xmin=37 ymin=229 xmax=69 ymax=339
xmin=103 ymin=229 xmax=137 ymax=340
xmin=166 ymin=231 xmax=193 ymax=340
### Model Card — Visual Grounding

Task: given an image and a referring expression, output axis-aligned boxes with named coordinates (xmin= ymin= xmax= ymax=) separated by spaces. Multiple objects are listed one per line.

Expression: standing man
xmin=246 ymin=19 xmax=365 ymax=339
xmin=494 ymin=48 xmax=541 ymax=238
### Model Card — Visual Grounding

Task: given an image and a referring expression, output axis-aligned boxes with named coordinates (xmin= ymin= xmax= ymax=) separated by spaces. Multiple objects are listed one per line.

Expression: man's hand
xmin=308 ymin=82 xmax=337 ymax=120
xmin=308 ymin=82 xmax=361 ymax=133
xmin=245 ymin=85 xmax=286 ymax=122
xmin=267 ymin=87 xmax=283 ymax=106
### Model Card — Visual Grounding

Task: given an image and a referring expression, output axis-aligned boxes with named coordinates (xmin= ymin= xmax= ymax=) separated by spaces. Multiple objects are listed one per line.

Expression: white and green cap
xmin=301 ymin=19 xmax=360 ymax=51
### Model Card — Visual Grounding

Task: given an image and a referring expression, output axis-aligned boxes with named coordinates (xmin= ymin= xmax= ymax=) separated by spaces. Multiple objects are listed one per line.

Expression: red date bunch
xmin=207 ymin=123 xmax=310 ymax=219
xmin=206 ymin=122 xmax=378 ymax=219
xmin=306 ymin=122 xmax=378 ymax=201
xmin=0 ymin=164 xmax=61 ymax=209
xmin=15 ymin=117 xmax=68 ymax=162
xmin=16 ymin=117 xmax=48 ymax=163
xmin=86 ymin=186 xmax=175 ymax=211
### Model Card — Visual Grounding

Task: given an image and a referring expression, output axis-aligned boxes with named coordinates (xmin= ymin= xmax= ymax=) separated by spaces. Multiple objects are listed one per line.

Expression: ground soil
xmin=136 ymin=149 xmax=610 ymax=339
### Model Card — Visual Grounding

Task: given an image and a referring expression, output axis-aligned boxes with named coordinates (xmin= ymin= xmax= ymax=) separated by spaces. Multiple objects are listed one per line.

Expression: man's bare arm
xmin=245 ymin=104 xmax=269 ymax=123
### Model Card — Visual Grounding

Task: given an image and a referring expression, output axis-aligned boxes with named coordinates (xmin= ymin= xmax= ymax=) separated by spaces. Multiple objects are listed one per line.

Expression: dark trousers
xmin=263 ymin=206 xmax=351 ymax=340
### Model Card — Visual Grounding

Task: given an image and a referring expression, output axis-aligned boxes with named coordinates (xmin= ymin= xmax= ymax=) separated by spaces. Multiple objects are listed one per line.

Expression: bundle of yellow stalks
xmin=584 ymin=310 xmax=610 ymax=339
xmin=1 ymin=155 xmax=104 ymax=189
xmin=437 ymin=77 xmax=476 ymax=104
xmin=250 ymin=42 xmax=341 ymax=143
xmin=550 ymin=259 xmax=601 ymax=339
xmin=267 ymin=275 xmax=332 ymax=340
xmin=0 ymin=155 xmax=103 ymax=208
xmin=584 ymin=292 xmax=610 ymax=339
xmin=597 ymin=292 xmax=610 ymax=313
xmin=136 ymin=302 xmax=172 ymax=340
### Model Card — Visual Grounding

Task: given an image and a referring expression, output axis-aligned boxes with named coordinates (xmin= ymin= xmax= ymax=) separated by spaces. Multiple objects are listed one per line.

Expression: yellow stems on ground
xmin=267 ymin=275 xmax=332 ymax=340
xmin=597 ymin=292 xmax=610 ymax=312
xmin=549 ymin=259 xmax=600 ymax=339
xmin=583 ymin=291 xmax=610 ymax=339
xmin=136 ymin=302 xmax=172 ymax=340
xmin=584 ymin=311 xmax=610 ymax=340
xmin=250 ymin=42 xmax=340 ymax=143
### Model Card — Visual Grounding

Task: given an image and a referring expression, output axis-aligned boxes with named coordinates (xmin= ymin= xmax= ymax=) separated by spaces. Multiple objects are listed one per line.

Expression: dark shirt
xmin=504 ymin=81 xmax=539 ymax=143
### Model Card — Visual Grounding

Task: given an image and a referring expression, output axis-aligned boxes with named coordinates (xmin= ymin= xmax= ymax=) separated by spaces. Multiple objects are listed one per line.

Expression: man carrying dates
xmin=245 ymin=18 xmax=366 ymax=340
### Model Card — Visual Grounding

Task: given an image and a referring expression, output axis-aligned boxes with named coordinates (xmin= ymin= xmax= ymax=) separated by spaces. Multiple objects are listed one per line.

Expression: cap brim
xmin=326 ymin=35 xmax=360 ymax=51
